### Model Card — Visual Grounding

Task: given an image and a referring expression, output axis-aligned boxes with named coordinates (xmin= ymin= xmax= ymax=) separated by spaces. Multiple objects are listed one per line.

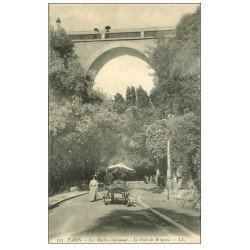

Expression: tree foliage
xmin=49 ymin=26 xmax=95 ymax=103
xmin=49 ymin=99 xmax=125 ymax=194
xmin=136 ymin=85 xmax=151 ymax=108
xmin=49 ymin=26 xmax=106 ymax=194
xmin=113 ymin=93 xmax=126 ymax=114
xmin=150 ymin=7 xmax=200 ymax=116
xmin=49 ymin=26 xmax=74 ymax=64
xmin=146 ymin=7 xmax=201 ymax=190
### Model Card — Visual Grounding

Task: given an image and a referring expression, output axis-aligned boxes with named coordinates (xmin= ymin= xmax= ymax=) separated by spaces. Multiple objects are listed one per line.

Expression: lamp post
xmin=56 ymin=17 xmax=61 ymax=29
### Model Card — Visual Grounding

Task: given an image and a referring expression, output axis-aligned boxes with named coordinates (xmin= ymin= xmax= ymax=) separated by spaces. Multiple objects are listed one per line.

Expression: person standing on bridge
xmin=89 ymin=175 xmax=99 ymax=202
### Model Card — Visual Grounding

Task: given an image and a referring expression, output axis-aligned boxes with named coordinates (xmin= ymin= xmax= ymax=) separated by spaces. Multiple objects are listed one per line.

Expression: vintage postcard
xmin=48 ymin=3 xmax=201 ymax=244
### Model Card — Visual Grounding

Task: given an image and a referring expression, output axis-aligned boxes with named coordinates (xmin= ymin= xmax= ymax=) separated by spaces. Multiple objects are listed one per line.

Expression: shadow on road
xmin=73 ymin=207 xmax=182 ymax=238
xmin=151 ymin=207 xmax=200 ymax=235
xmin=142 ymin=188 xmax=200 ymax=235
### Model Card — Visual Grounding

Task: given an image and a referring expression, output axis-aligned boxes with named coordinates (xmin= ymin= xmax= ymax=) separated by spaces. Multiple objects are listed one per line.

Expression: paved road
xmin=49 ymin=187 xmax=186 ymax=243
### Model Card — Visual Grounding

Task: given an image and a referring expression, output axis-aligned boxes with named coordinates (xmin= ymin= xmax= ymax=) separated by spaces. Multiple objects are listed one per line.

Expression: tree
xmin=49 ymin=26 xmax=99 ymax=104
xmin=130 ymin=86 xmax=137 ymax=105
xmin=113 ymin=93 xmax=126 ymax=114
xmin=125 ymin=87 xmax=132 ymax=105
xmin=49 ymin=25 xmax=105 ymax=194
xmin=145 ymin=7 xmax=201 ymax=192
xmin=114 ymin=93 xmax=125 ymax=103
xmin=49 ymin=101 xmax=125 ymax=194
xmin=149 ymin=7 xmax=200 ymax=115
xmin=125 ymin=86 xmax=137 ymax=106
xmin=136 ymin=86 xmax=151 ymax=108
xmin=49 ymin=26 xmax=74 ymax=65
xmin=142 ymin=113 xmax=200 ymax=191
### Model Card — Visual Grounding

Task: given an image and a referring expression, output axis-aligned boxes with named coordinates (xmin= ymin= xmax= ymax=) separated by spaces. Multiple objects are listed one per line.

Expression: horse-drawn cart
xmin=103 ymin=180 xmax=131 ymax=206
xmin=103 ymin=163 xmax=135 ymax=206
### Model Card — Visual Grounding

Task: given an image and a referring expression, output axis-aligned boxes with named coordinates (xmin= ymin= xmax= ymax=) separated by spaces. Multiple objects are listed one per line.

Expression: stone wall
xmin=165 ymin=165 xmax=200 ymax=210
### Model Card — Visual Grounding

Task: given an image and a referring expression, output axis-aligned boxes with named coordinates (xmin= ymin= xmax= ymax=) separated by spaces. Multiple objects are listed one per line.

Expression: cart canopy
xmin=107 ymin=163 xmax=134 ymax=171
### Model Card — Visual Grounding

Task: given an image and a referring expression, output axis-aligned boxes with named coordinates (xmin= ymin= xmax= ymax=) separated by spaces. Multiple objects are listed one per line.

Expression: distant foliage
xmin=136 ymin=86 xmax=151 ymax=108
xmin=113 ymin=93 xmax=126 ymax=114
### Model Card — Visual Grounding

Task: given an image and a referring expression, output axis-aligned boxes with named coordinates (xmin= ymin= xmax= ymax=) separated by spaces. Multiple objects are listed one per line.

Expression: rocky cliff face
xmin=165 ymin=165 xmax=200 ymax=210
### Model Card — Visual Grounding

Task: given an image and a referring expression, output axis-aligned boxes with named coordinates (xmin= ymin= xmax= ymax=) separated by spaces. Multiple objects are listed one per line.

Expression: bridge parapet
xmin=68 ymin=26 xmax=175 ymax=42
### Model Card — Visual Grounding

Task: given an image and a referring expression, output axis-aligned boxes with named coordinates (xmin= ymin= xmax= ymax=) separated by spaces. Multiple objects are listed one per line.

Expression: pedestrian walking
xmin=163 ymin=186 xmax=169 ymax=202
xmin=89 ymin=175 xmax=99 ymax=202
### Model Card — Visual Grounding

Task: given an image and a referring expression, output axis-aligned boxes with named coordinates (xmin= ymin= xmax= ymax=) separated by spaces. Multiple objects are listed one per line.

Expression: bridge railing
xmin=67 ymin=27 xmax=175 ymax=42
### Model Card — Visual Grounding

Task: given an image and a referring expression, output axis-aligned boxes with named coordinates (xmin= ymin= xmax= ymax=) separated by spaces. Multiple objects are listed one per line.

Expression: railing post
xmin=101 ymin=32 xmax=105 ymax=40
xmin=141 ymin=30 xmax=144 ymax=38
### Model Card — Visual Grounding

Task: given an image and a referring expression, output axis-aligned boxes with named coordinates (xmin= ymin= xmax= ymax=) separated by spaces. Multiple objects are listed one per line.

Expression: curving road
xmin=49 ymin=187 xmax=187 ymax=243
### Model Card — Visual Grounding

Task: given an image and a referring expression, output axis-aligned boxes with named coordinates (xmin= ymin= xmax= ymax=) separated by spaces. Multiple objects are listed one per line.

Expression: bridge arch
xmin=86 ymin=41 xmax=151 ymax=74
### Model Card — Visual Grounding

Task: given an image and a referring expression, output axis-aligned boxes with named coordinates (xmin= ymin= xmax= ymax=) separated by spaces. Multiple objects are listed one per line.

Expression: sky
xmin=49 ymin=4 xmax=199 ymax=97
xmin=94 ymin=55 xmax=155 ymax=97
xmin=49 ymin=4 xmax=199 ymax=31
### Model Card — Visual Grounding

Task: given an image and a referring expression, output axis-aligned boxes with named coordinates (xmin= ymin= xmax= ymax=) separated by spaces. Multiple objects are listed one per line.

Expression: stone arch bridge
xmin=67 ymin=26 xmax=176 ymax=74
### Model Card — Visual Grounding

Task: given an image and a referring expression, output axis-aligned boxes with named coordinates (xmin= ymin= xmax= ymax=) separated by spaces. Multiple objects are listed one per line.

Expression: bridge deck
xmin=67 ymin=26 xmax=176 ymax=42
